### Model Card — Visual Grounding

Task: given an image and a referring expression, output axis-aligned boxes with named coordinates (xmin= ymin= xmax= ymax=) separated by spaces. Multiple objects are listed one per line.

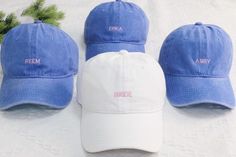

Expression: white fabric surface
xmin=0 ymin=0 xmax=236 ymax=157
xmin=79 ymin=52 xmax=165 ymax=153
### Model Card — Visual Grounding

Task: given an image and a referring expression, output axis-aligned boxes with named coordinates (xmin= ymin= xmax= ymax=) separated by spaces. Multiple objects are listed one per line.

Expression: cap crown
xmin=84 ymin=0 xmax=149 ymax=45
xmin=1 ymin=22 xmax=78 ymax=78
xmin=79 ymin=52 xmax=165 ymax=113
xmin=159 ymin=23 xmax=233 ymax=77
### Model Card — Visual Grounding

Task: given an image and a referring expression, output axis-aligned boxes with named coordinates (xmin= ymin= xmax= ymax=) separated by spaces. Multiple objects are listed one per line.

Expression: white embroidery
xmin=195 ymin=58 xmax=211 ymax=64
xmin=108 ymin=26 xmax=123 ymax=32
xmin=25 ymin=58 xmax=41 ymax=64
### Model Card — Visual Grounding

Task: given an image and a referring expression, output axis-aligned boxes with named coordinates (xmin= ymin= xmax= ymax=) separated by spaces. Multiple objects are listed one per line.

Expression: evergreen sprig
xmin=0 ymin=11 xmax=20 ymax=43
xmin=21 ymin=0 xmax=65 ymax=27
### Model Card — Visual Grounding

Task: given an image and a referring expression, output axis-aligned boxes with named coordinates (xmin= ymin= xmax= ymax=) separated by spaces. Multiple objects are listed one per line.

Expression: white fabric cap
xmin=78 ymin=51 xmax=165 ymax=153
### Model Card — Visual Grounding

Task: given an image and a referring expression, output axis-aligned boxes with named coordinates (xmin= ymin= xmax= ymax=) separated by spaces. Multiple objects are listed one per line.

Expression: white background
xmin=0 ymin=0 xmax=236 ymax=157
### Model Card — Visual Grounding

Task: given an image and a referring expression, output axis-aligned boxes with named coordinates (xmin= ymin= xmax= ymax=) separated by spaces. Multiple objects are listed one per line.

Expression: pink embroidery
xmin=108 ymin=26 xmax=123 ymax=32
xmin=195 ymin=58 xmax=211 ymax=64
xmin=25 ymin=58 xmax=41 ymax=64
xmin=114 ymin=91 xmax=132 ymax=98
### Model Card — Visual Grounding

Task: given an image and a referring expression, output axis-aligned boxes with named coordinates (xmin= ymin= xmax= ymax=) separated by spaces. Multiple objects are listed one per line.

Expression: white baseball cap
xmin=78 ymin=51 xmax=165 ymax=153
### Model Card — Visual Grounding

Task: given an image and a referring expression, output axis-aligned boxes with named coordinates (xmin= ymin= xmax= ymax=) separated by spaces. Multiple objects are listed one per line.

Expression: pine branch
xmin=0 ymin=22 xmax=6 ymax=33
xmin=21 ymin=0 xmax=45 ymax=19
xmin=0 ymin=11 xmax=5 ymax=21
xmin=43 ymin=18 xmax=60 ymax=26
xmin=0 ymin=12 xmax=20 ymax=43
xmin=4 ymin=13 xmax=20 ymax=33
xmin=0 ymin=34 xmax=4 ymax=43
xmin=21 ymin=0 xmax=65 ymax=27
xmin=34 ymin=0 xmax=45 ymax=10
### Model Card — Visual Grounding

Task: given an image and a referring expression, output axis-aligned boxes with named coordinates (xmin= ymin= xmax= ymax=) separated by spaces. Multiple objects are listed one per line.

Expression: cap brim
xmin=0 ymin=76 xmax=74 ymax=110
xmin=165 ymin=75 xmax=235 ymax=108
xmin=81 ymin=110 xmax=162 ymax=153
xmin=86 ymin=43 xmax=145 ymax=60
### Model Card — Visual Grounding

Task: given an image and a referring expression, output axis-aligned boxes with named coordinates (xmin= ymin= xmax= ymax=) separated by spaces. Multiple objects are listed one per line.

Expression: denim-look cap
xmin=84 ymin=0 xmax=149 ymax=60
xmin=159 ymin=22 xmax=235 ymax=108
xmin=0 ymin=21 xmax=78 ymax=110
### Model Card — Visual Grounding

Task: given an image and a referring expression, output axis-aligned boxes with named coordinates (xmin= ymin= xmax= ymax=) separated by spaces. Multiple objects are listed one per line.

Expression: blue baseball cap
xmin=159 ymin=22 xmax=235 ymax=108
xmin=0 ymin=20 xmax=78 ymax=110
xmin=84 ymin=0 xmax=149 ymax=60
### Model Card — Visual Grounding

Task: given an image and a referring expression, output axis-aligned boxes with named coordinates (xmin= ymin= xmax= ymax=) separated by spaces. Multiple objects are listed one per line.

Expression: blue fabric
xmin=84 ymin=0 xmax=149 ymax=60
xmin=0 ymin=21 xmax=79 ymax=110
xmin=165 ymin=75 xmax=235 ymax=108
xmin=0 ymin=76 xmax=73 ymax=110
xmin=159 ymin=22 xmax=235 ymax=108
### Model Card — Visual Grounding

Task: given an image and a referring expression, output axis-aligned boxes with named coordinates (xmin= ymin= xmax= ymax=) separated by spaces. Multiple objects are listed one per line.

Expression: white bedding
xmin=0 ymin=0 xmax=236 ymax=157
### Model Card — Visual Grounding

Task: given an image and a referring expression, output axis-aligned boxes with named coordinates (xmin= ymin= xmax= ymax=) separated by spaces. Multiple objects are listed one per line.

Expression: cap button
xmin=34 ymin=20 xmax=42 ymax=24
xmin=195 ymin=22 xmax=203 ymax=25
